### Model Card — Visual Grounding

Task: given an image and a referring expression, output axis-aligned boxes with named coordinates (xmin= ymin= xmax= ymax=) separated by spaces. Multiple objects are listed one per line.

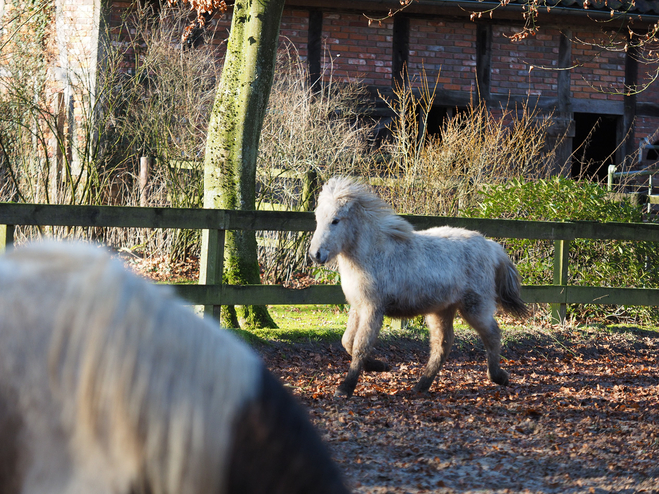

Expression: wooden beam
xmin=171 ymin=282 xmax=659 ymax=307
xmin=621 ymin=34 xmax=639 ymax=165
xmin=199 ymin=229 xmax=225 ymax=320
xmin=4 ymin=203 xmax=659 ymax=242
xmin=392 ymin=14 xmax=410 ymax=87
xmin=522 ymin=285 xmax=659 ymax=306
xmin=551 ymin=239 xmax=570 ymax=324
xmin=308 ymin=10 xmax=322 ymax=89
xmin=0 ymin=224 xmax=14 ymax=253
xmin=476 ymin=23 xmax=492 ymax=102
xmin=173 ymin=283 xmax=347 ymax=306
xmin=404 ymin=215 xmax=659 ymax=242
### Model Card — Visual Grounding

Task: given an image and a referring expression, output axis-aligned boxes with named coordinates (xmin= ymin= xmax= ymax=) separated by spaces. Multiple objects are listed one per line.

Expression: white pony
xmin=0 ymin=242 xmax=349 ymax=494
xmin=309 ymin=177 xmax=529 ymax=398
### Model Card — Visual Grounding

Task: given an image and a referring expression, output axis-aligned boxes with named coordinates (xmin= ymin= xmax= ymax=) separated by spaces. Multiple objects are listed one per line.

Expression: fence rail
xmin=2 ymin=202 xmax=659 ymax=323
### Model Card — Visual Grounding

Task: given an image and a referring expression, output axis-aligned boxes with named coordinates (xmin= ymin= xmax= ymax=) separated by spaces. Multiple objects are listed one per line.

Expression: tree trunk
xmin=201 ymin=0 xmax=284 ymax=329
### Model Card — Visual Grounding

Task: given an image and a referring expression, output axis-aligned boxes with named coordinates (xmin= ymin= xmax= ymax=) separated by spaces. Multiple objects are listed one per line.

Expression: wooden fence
xmin=2 ymin=202 xmax=659 ymax=323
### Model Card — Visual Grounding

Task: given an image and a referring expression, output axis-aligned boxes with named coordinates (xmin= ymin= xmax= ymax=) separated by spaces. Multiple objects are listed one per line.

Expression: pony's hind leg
xmin=414 ymin=307 xmax=456 ymax=393
xmin=480 ymin=318 xmax=508 ymax=385
xmin=336 ymin=307 xmax=384 ymax=398
xmin=460 ymin=299 xmax=509 ymax=386
xmin=342 ymin=308 xmax=389 ymax=372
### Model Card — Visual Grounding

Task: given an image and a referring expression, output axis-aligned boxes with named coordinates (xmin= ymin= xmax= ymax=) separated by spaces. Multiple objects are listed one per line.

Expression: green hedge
xmin=466 ymin=178 xmax=659 ymax=323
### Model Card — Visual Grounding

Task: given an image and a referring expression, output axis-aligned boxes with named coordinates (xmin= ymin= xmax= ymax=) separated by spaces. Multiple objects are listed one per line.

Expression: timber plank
xmin=4 ymin=203 xmax=659 ymax=310
xmin=0 ymin=203 xmax=227 ymax=229
xmin=522 ymin=285 xmax=659 ymax=306
xmin=173 ymin=284 xmax=347 ymax=306
xmin=3 ymin=203 xmax=659 ymax=242
xmin=172 ymin=283 xmax=659 ymax=308
xmin=405 ymin=215 xmax=659 ymax=242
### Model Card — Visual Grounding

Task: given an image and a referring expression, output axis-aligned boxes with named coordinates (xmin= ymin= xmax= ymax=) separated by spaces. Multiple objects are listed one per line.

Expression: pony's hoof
xmin=334 ymin=387 xmax=353 ymax=399
xmin=364 ymin=358 xmax=390 ymax=372
xmin=488 ymin=369 xmax=509 ymax=386
xmin=413 ymin=377 xmax=433 ymax=394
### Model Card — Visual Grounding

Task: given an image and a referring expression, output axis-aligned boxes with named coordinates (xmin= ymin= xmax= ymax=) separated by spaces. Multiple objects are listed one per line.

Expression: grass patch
xmin=249 ymin=305 xmax=349 ymax=343
xmin=228 ymin=305 xmax=659 ymax=349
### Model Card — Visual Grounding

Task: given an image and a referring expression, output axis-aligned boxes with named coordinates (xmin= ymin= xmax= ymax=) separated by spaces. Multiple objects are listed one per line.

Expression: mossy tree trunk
xmin=201 ymin=0 xmax=284 ymax=329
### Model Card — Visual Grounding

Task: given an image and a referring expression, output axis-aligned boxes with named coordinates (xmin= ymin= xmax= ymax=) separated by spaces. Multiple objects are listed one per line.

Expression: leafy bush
xmin=466 ymin=177 xmax=659 ymax=323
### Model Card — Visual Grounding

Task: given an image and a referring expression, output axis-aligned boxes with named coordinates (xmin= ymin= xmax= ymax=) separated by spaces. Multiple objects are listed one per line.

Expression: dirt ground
xmin=259 ymin=326 xmax=659 ymax=494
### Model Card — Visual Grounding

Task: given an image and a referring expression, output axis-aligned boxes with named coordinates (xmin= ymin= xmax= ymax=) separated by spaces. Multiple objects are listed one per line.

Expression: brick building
xmin=268 ymin=0 xmax=659 ymax=179
xmin=5 ymin=0 xmax=659 ymax=181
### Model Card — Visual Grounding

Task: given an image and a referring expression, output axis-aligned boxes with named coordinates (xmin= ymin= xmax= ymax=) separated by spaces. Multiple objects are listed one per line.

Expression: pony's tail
xmin=495 ymin=258 xmax=530 ymax=319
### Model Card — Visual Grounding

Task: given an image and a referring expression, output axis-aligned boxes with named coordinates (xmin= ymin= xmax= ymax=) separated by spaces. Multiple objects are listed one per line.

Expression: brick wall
xmin=21 ymin=1 xmax=659 ymax=173
xmin=280 ymin=9 xmax=309 ymax=61
xmin=321 ymin=13 xmax=392 ymax=85
xmin=571 ymin=30 xmax=625 ymax=102
xmin=635 ymin=116 xmax=659 ymax=151
xmin=637 ymin=47 xmax=659 ymax=106
xmin=106 ymin=6 xmax=307 ymax=72
xmin=491 ymin=26 xmax=560 ymax=98
xmin=207 ymin=9 xmax=309 ymax=62
xmin=51 ymin=0 xmax=103 ymax=170
xmin=408 ymin=20 xmax=476 ymax=92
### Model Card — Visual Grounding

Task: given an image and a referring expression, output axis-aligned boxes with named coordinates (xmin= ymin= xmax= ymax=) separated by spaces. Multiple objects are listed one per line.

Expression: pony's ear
xmin=335 ymin=198 xmax=355 ymax=216
xmin=344 ymin=195 xmax=367 ymax=217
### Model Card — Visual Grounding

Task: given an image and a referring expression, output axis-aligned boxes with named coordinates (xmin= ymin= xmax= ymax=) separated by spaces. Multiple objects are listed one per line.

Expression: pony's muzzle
xmin=309 ymin=248 xmax=329 ymax=265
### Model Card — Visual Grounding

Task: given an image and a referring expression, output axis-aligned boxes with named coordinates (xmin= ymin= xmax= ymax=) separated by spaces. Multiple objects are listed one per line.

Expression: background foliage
xmin=466 ymin=178 xmax=659 ymax=323
xmin=2 ymin=2 xmax=658 ymax=323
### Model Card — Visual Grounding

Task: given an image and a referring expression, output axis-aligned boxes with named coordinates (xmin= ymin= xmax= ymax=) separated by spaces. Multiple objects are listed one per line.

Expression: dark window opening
xmin=644 ymin=138 xmax=659 ymax=161
xmin=424 ymin=106 xmax=467 ymax=138
xmin=571 ymin=113 xmax=619 ymax=182
xmin=371 ymin=105 xmax=466 ymax=155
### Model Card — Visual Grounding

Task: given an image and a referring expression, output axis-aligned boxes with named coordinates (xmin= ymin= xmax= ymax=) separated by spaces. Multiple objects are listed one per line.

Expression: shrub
xmin=256 ymin=47 xmax=375 ymax=283
xmin=466 ymin=177 xmax=659 ymax=323
xmin=373 ymin=75 xmax=562 ymax=216
xmin=0 ymin=2 xmax=218 ymax=260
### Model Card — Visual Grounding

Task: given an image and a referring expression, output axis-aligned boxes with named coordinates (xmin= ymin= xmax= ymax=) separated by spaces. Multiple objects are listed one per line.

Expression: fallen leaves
xmin=126 ymin=256 xmax=658 ymax=491
xmin=259 ymin=327 xmax=659 ymax=493
xmin=121 ymin=252 xmax=200 ymax=283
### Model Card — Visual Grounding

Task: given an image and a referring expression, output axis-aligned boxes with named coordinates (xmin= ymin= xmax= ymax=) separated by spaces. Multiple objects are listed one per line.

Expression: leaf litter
xmin=259 ymin=325 xmax=659 ymax=493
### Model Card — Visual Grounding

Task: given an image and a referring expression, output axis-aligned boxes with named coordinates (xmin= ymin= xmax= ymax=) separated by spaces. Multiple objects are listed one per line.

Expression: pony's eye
xmin=331 ymin=218 xmax=340 ymax=225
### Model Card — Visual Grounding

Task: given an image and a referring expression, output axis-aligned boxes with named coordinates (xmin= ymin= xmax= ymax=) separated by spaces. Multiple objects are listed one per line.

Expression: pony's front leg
xmin=336 ymin=308 xmax=384 ymax=398
xmin=341 ymin=308 xmax=359 ymax=356
xmin=414 ymin=307 xmax=456 ymax=393
xmin=342 ymin=308 xmax=389 ymax=373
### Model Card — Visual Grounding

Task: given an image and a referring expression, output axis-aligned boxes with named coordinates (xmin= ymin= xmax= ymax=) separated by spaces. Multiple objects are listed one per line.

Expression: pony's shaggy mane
xmin=319 ymin=176 xmax=414 ymax=241
xmin=1 ymin=242 xmax=261 ymax=494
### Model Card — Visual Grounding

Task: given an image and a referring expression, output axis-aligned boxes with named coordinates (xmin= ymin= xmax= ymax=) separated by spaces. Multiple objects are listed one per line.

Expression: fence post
xmin=390 ymin=318 xmax=409 ymax=331
xmin=139 ymin=156 xmax=150 ymax=208
xmin=607 ymin=164 xmax=616 ymax=192
xmin=301 ymin=169 xmax=318 ymax=211
xmin=551 ymin=239 xmax=570 ymax=324
xmin=0 ymin=225 xmax=15 ymax=253
xmin=199 ymin=228 xmax=225 ymax=320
